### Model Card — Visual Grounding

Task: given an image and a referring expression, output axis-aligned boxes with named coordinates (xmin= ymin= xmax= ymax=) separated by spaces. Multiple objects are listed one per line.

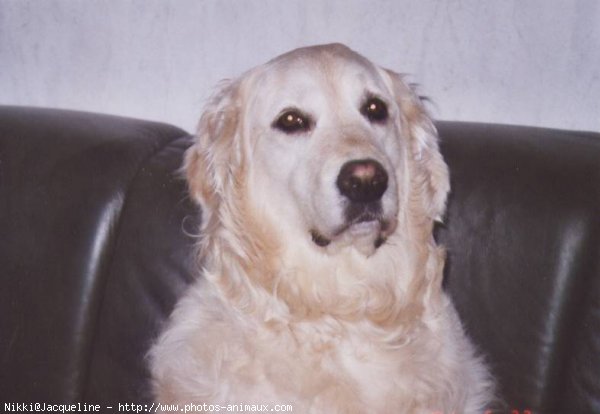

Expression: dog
xmin=150 ymin=43 xmax=494 ymax=413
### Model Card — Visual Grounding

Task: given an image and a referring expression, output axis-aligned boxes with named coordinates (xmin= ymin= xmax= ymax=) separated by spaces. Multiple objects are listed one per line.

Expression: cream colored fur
xmin=150 ymin=44 xmax=494 ymax=413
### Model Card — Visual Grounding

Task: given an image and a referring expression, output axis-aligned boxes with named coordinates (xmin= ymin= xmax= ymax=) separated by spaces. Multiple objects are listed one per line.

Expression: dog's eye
xmin=362 ymin=97 xmax=388 ymax=123
xmin=273 ymin=110 xmax=311 ymax=134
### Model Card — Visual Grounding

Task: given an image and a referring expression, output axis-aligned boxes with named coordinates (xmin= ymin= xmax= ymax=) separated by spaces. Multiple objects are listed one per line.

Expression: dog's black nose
xmin=336 ymin=159 xmax=388 ymax=203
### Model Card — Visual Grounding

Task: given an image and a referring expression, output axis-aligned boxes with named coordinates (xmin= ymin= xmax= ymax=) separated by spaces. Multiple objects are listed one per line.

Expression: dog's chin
xmin=310 ymin=218 xmax=394 ymax=257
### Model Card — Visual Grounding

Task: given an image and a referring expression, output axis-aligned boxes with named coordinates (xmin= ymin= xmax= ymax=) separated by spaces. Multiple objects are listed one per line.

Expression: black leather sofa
xmin=1 ymin=105 xmax=598 ymax=413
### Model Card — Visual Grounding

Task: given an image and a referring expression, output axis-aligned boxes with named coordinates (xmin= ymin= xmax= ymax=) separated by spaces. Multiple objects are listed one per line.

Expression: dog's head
xmin=186 ymin=44 xmax=449 ymax=260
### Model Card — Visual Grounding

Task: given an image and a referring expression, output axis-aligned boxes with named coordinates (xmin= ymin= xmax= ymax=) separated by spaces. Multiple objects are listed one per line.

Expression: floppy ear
xmin=185 ymin=80 xmax=241 ymax=226
xmin=384 ymin=70 xmax=450 ymax=222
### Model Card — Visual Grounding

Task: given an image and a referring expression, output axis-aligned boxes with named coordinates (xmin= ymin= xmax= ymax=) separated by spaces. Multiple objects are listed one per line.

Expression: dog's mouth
xmin=310 ymin=202 xmax=393 ymax=250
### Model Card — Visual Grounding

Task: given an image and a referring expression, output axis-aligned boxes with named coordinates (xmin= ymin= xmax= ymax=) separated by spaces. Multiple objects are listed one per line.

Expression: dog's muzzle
xmin=311 ymin=158 xmax=391 ymax=249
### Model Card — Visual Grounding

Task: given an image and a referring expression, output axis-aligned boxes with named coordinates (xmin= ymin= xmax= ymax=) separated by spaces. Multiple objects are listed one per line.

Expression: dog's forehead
xmin=248 ymin=45 xmax=391 ymax=111
xmin=271 ymin=44 xmax=378 ymax=75
xmin=275 ymin=45 xmax=384 ymax=89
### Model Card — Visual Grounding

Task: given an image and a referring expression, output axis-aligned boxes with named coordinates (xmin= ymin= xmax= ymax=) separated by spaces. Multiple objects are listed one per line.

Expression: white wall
xmin=1 ymin=0 xmax=599 ymax=133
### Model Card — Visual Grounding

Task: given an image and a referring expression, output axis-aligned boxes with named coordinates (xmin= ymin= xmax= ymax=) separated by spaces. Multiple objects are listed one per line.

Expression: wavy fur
xmin=150 ymin=44 xmax=494 ymax=413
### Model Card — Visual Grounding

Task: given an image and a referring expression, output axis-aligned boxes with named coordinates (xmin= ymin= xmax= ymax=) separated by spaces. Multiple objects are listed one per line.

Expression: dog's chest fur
xmin=278 ymin=318 xmax=465 ymax=412
xmin=164 ymin=290 xmax=475 ymax=414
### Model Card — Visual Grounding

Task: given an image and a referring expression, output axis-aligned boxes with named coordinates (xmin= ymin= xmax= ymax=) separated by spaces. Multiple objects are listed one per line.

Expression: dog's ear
xmin=185 ymin=80 xmax=241 ymax=220
xmin=384 ymin=70 xmax=450 ymax=222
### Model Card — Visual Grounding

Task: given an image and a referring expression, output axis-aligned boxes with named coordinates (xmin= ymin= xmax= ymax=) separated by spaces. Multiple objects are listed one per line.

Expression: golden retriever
xmin=150 ymin=43 xmax=494 ymax=413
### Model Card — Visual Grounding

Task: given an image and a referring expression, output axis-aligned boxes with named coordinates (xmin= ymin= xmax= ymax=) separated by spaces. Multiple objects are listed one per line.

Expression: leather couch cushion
xmin=83 ymin=135 xmax=198 ymax=402
xmin=435 ymin=122 xmax=600 ymax=413
xmin=0 ymin=106 xmax=194 ymax=402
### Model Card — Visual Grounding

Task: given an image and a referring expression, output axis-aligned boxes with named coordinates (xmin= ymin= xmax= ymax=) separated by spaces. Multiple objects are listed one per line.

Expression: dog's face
xmin=187 ymin=44 xmax=449 ymax=258
xmin=243 ymin=46 xmax=405 ymax=254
